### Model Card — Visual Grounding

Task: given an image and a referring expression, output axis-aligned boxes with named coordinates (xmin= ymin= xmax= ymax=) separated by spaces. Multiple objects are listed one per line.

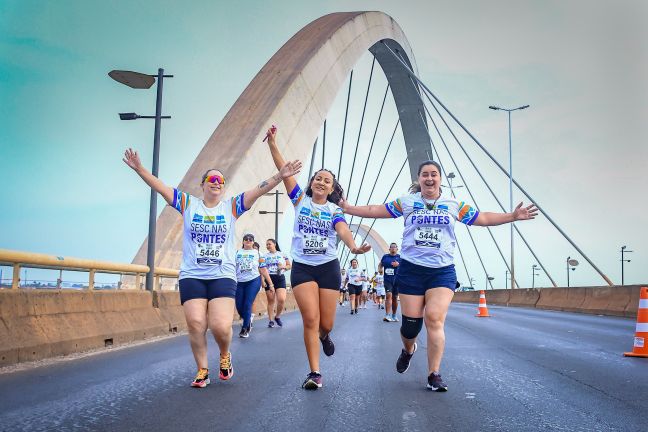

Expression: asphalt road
xmin=1 ymin=302 xmax=646 ymax=432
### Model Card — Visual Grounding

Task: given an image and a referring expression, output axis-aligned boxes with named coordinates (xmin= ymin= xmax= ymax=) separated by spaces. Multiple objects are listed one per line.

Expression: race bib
xmin=268 ymin=263 xmax=279 ymax=274
xmin=414 ymin=227 xmax=443 ymax=248
xmin=239 ymin=260 xmax=254 ymax=273
xmin=196 ymin=243 xmax=223 ymax=265
xmin=302 ymin=234 xmax=327 ymax=255
xmin=385 ymin=268 xmax=395 ymax=276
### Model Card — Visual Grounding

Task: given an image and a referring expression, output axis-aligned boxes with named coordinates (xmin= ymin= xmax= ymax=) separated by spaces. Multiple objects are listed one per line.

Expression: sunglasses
xmin=203 ymin=174 xmax=225 ymax=185
xmin=243 ymin=237 xmax=254 ymax=241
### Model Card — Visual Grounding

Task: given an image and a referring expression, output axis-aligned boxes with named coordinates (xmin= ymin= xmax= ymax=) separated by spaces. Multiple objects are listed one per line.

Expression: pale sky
xmin=1 ymin=0 xmax=646 ymax=287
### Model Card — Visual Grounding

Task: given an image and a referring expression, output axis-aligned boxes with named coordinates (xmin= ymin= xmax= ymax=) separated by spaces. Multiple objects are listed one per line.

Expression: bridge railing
xmin=0 ymin=249 xmax=179 ymax=291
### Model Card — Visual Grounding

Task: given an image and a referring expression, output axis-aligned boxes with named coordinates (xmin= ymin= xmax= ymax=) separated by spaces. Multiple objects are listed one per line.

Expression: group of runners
xmin=123 ymin=126 xmax=538 ymax=392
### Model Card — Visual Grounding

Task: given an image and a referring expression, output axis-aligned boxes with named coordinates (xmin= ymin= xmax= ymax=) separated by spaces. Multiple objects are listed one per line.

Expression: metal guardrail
xmin=0 ymin=249 xmax=179 ymax=291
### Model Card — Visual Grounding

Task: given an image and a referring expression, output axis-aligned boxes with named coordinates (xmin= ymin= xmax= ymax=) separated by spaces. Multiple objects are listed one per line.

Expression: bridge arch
xmin=133 ymin=11 xmax=429 ymax=269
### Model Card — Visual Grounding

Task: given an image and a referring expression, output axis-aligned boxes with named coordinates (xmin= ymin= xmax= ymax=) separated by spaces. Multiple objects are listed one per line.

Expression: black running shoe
xmin=320 ymin=333 xmax=335 ymax=356
xmin=350 ymin=309 xmax=354 ymax=315
xmin=275 ymin=316 xmax=283 ymax=327
xmin=427 ymin=372 xmax=448 ymax=391
xmin=240 ymin=328 xmax=249 ymax=338
xmin=396 ymin=342 xmax=417 ymax=373
xmin=302 ymin=372 xmax=322 ymax=390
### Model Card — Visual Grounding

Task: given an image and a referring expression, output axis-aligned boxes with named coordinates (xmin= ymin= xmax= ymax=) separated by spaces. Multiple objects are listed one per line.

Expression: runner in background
xmin=346 ymin=259 xmax=364 ymax=314
xmin=379 ymin=243 xmax=401 ymax=322
xmin=264 ymin=238 xmax=291 ymax=327
xmin=235 ymin=234 xmax=272 ymax=338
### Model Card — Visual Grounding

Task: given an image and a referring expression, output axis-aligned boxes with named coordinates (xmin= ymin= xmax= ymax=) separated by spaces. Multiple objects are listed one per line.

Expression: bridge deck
xmin=1 ymin=303 xmax=646 ymax=431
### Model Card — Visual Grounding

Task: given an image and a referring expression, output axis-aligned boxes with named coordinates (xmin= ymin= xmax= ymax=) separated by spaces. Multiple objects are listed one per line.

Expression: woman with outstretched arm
xmin=123 ymin=147 xmax=301 ymax=388
xmin=264 ymin=128 xmax=371 ymax=390
xmin=339 ymin=160 xmax=538 ymax=392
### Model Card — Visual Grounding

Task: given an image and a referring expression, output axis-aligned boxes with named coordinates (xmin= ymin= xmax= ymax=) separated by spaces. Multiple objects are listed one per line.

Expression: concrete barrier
xmin=452 ymin=285 xmax=645 ymax=319
xmin=507 ymin=288 xmax=540 ymax=307
xmin=0 ymin=290 xmax=169 ymax=367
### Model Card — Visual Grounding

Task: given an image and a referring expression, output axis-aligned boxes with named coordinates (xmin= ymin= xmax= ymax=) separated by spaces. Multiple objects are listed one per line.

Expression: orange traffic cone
xmin=624 ymin=287 xmax=648 ymax=358
xmin=475 ymin=290 xmax=491 ymax=317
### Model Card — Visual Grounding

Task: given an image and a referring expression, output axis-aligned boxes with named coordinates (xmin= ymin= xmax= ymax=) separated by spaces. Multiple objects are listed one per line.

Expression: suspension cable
xmin=337 ymin=70 xmax=354 ymax=181
xmin=341 ymin=119 xmax=400 ymax=264
xmin=380 ymin=40 xmax=612 ymax=286
xmin=322 ymin=119 xmax=326 ymax=169
xmin=345 ymin=56 xmax=376 ymax=196
xmin=347 ymin=83 xmax=390 ymax=229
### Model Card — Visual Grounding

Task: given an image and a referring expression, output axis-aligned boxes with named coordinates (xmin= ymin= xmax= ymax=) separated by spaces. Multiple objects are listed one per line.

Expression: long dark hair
xmin=306 ymin=169 xmax=345 ymax=204
xmin=267 ymin=238 xmax=281 ymax=252
xmin=409 ymin=160 xmax=442 ymax=193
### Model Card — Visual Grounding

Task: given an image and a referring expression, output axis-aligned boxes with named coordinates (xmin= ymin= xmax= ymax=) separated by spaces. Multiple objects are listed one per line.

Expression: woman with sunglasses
xmin=264 ymin=128 xmax=371 ymax=390
xmin=235 ymin=233 xmax=272 ymax=338
xmin=339 ymin=160 xmax=538 ymax=392
xmin=122 ymin=148 xmax=301 ymax=388
xmin=263 ymin=238 xmax=291 ymax=327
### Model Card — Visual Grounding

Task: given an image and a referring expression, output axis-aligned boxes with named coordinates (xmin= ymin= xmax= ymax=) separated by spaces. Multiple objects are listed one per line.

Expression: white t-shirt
xmin=346 ymin=267 xmax=364 ymax=286
xmin=236 ymin=248 xmax=266 ymax=283
xmin=385 ymin=193 xmax=479 ymax=268
xmin=264 ymin=251 xmax=290 ymax=275
xmin=288 ymin=184 xmax=346 ymax=265
xmin=374 ymin=274 xmax=384 ymax=289
xmin=173 ymin=189 xmax=247 ymax=281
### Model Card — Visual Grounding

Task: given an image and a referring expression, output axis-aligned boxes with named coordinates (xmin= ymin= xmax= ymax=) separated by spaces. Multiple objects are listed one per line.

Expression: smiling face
xmin=242 ymin=234 xmax=254 ymax=250
xmin=418 ymin=163 xmax=441 ymax=198
xmin=309 ymin=170 xmax=335 ymax=200
xmin=350 ymin=259 xmax=358 ymax=269
xmin=201 ymin=169 xmax=226 ymax=200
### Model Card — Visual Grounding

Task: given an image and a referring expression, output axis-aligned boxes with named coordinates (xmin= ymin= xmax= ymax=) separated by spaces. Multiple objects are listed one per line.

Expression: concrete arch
xmin=133 ymin=11 xmax=430 ymax=269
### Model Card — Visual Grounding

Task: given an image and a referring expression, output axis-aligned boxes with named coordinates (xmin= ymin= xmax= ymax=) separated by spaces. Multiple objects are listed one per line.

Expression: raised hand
xmin=337 ymin=198 xmax=350 ymax=212
xmin=513 ymin=202 xmax=539 ymax=221
xmin=351 ymin=243 xmax=372 ymax=255
xmin=279 ymin=160 xmax=302 ymax=179
xmin=264 ymin=126 xmax=277 ymax=143
xmin=123 ymin=148 xmax=143 ymax=172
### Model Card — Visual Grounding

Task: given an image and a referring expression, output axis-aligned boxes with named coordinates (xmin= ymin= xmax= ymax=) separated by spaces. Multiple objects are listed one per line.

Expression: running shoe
xmin=350 ymin=309 xmax=355 ymax=315
xmin=240 ymin=328 xmax=249 ymax=338
xmin=190 ymin=368 xmax=210 ymax=388
xmin=392 ymin=314 xmax=400 ymax=322
xmin=383 ymin=315 xmax=392 ymax=322
xmin=320 ymin=333 xmax=335 ymax=356
xmin=427 ymin=372 xmax=448 ymax=392
xmin=268 ymin=320 xmax=275 ymax=328
xmin=275 ymin=316 xmax=283 ymax=327
xmin=302 ymin=372 xmax=323 ymax=390
xmin=396 ymin=342 xmax=417 ymax=374
xmin=219 ymin=352 xmax=234 ymax=380
xmin=238 ymin=328 xmax=246 ymax=337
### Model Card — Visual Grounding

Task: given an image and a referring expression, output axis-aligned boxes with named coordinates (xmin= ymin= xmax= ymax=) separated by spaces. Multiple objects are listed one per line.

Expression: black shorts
xmin=384 ymin=277 xmax=398 ymax=295
xmin=267 ymin=274 xmax=287 ymax=290
xmin=347 ymin=283 xmax=363 ymax=296
xmin=290 ymin=259 xmax=341 ymax=291
xmin=179 ymin=277 xmax=237 ymax=305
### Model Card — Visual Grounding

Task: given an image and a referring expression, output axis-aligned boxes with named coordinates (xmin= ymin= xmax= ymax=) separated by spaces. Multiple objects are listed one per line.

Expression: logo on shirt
xmin=438 ymin=204 xmax=448 ymax=211
xmin=203 ymin=215 xmax=215 ymax=224
xmin=215 ymin=215 xmax=226 ymax=224
xmin=310 ymin=211 xmax=320 ymax=219
xmin=300 ymin=207 xmax=311 ymax=216
xmin=320 ymin=211 xmax=331 ymax=221
xmin=192 ymin=214 xmax=203 ymax=223
xmin=413 ymin=202 xmax=425 ymax=210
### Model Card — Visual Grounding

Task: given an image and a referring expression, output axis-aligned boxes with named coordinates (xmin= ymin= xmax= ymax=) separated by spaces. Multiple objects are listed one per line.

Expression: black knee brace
xmin=400 ymin=315 xmax=423 ymax=339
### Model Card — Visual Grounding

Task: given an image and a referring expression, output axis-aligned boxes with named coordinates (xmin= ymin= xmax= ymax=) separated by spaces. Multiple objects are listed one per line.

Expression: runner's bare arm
xmin=259 ymin=267 xmax=274 ymax=291
xmin=337 ymin=199 xmax=392 ymax=219
xmin=473 ymin=202 xmax=538 ymax=226
xmin=123 ymin=148 xmax=174 ymax=205
xmin=335 ymin=222 xmax=371 ymax=255
xmin=243 ymin=160 xmax=302 ymax=209
xmin=264 ymin=128 xmax=298 ymax=195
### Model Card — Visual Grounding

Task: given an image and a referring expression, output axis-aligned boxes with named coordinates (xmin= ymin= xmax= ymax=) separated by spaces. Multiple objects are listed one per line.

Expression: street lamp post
xmin=532 ymin=264 xmax=540 ymax=288
xmin=620 ymin=246 xmax=633 ymax=285
xmin=109 ymin=69 xmax=173 ymax=291
xmin=566 ymin=257 xmax=579 ymax=287
xmin=258 ymin=190 xmax=284 ymax=241
xmin=505 ymin=270 xmax=510 ymax=289
xmin=489 ymin=104 xmax=530 ymax=290
xmin=443 ymin=172 xmax=464 ymax=193
xmin=469 ymin=277 xmax=476 ymax=290
xmin=486 ymin=276 xmax=495 ymax=290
